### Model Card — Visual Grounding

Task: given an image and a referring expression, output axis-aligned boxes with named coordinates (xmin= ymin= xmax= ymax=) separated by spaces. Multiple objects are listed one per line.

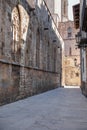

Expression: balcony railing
xmin=73 ymin=4 xmax=80 ymax=29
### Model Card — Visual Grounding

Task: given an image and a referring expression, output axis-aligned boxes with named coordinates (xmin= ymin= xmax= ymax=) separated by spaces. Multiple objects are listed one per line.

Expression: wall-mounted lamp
xmin=75 ymin=32 xmax=81 ymax=43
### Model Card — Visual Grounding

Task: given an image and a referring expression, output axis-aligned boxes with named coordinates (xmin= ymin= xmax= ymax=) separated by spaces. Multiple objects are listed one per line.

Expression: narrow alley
xmin=0 ymin=87 xmax=87 ymax=130
xmin=0 ymin=0 xmax=87 ymax=130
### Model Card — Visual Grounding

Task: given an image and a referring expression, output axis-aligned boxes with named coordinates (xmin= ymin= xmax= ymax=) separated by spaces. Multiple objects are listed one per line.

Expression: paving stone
xmin=0 ymin=87 xmax=87 ymax=130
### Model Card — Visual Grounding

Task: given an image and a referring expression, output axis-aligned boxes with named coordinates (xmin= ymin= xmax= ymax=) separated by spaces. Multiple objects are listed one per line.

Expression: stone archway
xmin=12 ymin=4 xmax=29 ymax=63
xmin=12 ymin=6 xmax=21 ymax=62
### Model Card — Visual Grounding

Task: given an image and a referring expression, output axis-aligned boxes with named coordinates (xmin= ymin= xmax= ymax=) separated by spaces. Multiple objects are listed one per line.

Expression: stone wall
xmin=0 ymin=62 xmax=59 ymax=105
xmin=65 ymin=56 xmax=81 ymax=86
xmin=0 ymin=0 xmax=62 ymax=105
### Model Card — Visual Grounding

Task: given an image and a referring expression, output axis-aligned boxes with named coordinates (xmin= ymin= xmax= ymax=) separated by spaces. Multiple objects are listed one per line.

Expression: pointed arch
xmin=12 ymin=5 xmax=29 ymax=63
xmin=12 ymin=6 xmax=21 ymax=53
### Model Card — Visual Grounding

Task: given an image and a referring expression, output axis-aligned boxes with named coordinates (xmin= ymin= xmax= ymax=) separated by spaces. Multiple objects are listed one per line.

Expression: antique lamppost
xmin=75 ymin=32 xmax=81 ymax=44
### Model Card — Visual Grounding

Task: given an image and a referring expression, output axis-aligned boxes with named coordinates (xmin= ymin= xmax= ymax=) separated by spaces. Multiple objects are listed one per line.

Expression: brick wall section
xmin=0 ymin=0 xmax=62 ymax=105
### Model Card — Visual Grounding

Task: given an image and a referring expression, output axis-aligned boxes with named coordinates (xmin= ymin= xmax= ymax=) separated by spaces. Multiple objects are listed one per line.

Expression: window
xmin=47 ymin=42 xmax=50 ymax=70
xmin=12 ymin=7 xmax=21 ymax=62
xmin=83 ymin=58 xmax=84 ymax=72
xmin=12 ymin=7 xmax=20 ymax=53
xmin=36 ymin=28 xmax=40 ymax=67
xmin=69 ymin=47 xmax=72 ymax=56
xmin=0 ymin=42 xmax=4 ymax=55
xmin=64 ymin=1 xmax=66 ymax=15
xmin=48 ymin=15 xmax=50 ymax=22
xmin=54 ymin=48 xmax=56 ymax=72
xmin=76 ymin=73 xmax=79 ymax=77
xmin=67 ymin=27 xmax=72 ymax=37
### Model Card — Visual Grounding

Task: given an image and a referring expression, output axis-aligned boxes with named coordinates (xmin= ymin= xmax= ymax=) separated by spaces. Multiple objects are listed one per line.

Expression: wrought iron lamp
xmin=75 ymin=32 xmax=81 ymax=44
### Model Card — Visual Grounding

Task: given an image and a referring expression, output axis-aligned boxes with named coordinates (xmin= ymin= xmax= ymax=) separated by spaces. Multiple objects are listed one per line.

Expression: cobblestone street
xmin=0 ymin=87 xmax=87 ymax=130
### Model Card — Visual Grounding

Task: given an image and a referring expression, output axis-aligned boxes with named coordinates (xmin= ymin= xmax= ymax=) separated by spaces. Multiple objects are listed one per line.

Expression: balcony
xmin=82 ymin=0 xmax=87 ymax=32
xmin=73 ymin=4 xmax=80 ymax=29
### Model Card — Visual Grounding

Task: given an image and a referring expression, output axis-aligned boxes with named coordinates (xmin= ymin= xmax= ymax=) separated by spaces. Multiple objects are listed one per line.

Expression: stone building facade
xmin=0 ymin=0 xmax=64 ymax=105
xmin=73 ymin=0 xmax=87 ymax=96
xmin=58 ymin=21 xmax=81 ymax=86
xmin=45 ymin=0 xmax=68 ymax=25
xmin=46 ymin=0 xmax=81 ymax=86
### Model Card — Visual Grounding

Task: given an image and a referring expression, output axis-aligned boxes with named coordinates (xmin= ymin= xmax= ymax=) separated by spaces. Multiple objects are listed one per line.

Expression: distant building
xmin=46 ymin=0 xmax=81 ymax=86
xmin=58 ymin=21 xmax=81 ymax=86
xmin=73 ymin=0 xmax=87 ymax=96
xmin=45 ymin=0 xmax=68 ymax=26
